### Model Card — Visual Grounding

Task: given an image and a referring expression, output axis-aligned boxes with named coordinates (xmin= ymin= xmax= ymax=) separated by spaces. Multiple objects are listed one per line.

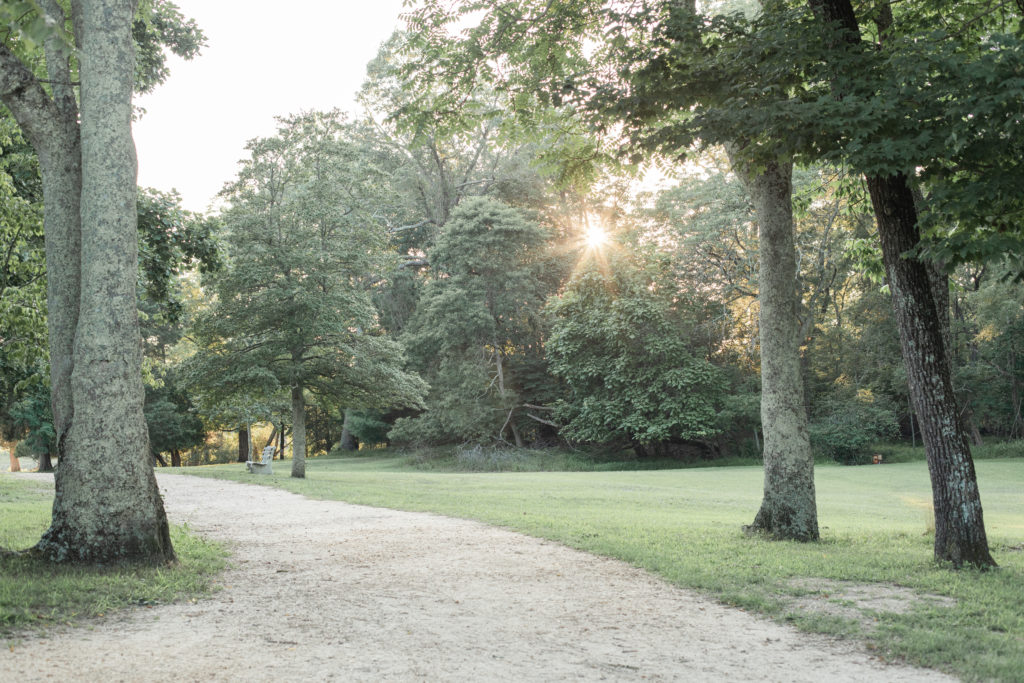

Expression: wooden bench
xmin=246 ymin=445 xmax=275 ymax=474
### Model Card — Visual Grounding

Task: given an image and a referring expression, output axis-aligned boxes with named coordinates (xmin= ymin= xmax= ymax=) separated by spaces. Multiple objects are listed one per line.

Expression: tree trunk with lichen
xmin=35 ymin=0 xmax=173 ymax=564
xmin=866 ymin=174 xmax=994 ymax=567
xmin=809 ymin=0 xmax=994 ymax=569
xmin=734 ymin=153 xmax=819 ymax=542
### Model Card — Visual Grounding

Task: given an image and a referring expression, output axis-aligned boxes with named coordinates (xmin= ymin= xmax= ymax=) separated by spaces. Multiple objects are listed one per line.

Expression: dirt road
xmin=1 ymin=473 xmax=954 ymax=681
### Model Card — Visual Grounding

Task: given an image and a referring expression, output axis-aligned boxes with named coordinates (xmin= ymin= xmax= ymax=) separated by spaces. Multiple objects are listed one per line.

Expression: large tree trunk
xmin=37 ymin=449 xmax=53 ymax=472
xmin=237 ymin=425 xmax=249 ymax=463
xmin=866 ymin=175 xmax=994 ymax=567
xmin=339 ymin=409 xmax=357 ymax=451
xmin=291 ymin=385 xmax=306 ymax=478
xmin=734 ymin=154 xmax=818 ymax=542
xmin=37 ymin=0 xmax=173 ymax=564
xmin=809 ymin=0 xmax=994 ymax=569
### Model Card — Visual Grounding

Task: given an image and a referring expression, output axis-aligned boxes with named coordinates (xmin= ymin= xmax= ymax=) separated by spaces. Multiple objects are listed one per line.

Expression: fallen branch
xmin=526 ymin=413 xmax=560 ymax=428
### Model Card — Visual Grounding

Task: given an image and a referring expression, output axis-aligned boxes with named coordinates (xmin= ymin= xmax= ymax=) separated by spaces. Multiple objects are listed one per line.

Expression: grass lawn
xmin=174 ymin=452 xmax=1024 ymax=682
xmin=0 ymin=474 xmax=227 ymax=637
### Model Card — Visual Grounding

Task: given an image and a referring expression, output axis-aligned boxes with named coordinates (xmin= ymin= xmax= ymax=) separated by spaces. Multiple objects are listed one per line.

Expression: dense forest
xmin=1 ymin=0 xmax=1022 ymax=566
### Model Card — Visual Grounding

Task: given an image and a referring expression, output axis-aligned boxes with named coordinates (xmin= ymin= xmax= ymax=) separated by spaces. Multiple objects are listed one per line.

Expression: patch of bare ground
xmin=785 ymin=578 xmax=957 ymax=632
xmin=2 ymin=473 xmax=957 ymax=681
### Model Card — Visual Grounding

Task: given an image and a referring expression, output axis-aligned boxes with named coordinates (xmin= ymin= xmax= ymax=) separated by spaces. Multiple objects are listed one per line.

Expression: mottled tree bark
xmin=734 ymin=154 xmax=818 ymax=542
xmin=37 ymin=0 xmax=173 ymax=563
xmin=291 ymin=385 xmax=306 ymax=478
xmin=808 ymin=0 xmax=994 ymax=567
xmin=866 ymin=175 xmax=993 ymax=567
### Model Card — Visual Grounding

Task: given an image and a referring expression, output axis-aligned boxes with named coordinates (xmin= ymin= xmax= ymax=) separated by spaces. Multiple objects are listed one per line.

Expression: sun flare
xmin=583 ymin=224 xmax=609 ymax=249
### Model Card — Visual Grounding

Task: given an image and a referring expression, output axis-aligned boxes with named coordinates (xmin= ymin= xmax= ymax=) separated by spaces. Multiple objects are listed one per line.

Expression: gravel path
xmin=2 ymin=473 xmax=954 ymax=681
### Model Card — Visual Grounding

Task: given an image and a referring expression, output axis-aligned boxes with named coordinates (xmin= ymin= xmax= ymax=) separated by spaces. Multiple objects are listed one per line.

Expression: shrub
xmin=810 ymin=390 xmax=899 ymax=465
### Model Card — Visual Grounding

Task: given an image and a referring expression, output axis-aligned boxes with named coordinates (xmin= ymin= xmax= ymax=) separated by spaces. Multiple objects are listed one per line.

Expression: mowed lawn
xmin=176 ymin=455 xmax=1024 ymax=681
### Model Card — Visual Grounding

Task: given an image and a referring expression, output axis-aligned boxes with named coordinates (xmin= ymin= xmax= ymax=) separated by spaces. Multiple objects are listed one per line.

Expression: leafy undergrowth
xmin=175 ymin=452 xmax=1024 ymax=682
xmin=400 ymin=443 xmax=761 ymax=472
xmin=0 ymin=475 xmax=227 ymax=637
xmin=874 ymin=438 xmax=1024 ymax=464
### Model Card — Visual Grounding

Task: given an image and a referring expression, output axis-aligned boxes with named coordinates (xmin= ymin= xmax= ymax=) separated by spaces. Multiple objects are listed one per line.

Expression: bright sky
xmin=133 ymin=1 xmax=408 ymax=213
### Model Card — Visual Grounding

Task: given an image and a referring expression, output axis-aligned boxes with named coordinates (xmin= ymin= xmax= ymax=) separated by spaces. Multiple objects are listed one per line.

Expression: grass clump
xmin=176 ymin=453 xmax=1024 ymax=681
xmin=0 ymin=474 xmax=227 ymax=637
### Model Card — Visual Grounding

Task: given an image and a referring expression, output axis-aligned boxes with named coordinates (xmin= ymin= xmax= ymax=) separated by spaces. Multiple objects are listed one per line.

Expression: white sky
xmin=133 ymin=1 xmax=408 ymax=213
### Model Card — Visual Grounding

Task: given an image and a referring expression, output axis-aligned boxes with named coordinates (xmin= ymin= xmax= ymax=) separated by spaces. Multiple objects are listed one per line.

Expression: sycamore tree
xmin=0 ymin=0 xmax=201 ymax=563
xmin=186 ymin=111 xmax=426 ymax=478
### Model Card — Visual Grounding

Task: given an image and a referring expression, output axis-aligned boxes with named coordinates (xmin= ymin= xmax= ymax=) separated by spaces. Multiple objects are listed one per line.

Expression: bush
xmin=810 ymin=391 xmax=899 ymax=465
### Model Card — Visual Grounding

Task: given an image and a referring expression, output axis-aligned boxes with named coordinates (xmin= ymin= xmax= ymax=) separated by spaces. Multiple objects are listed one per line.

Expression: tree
xmin=402 ymin=0 xmax=819 ymax=540
xmin=547 ymin=246 xmax=725 ymax=456
xmin=804 ymin=0 xmax=996 ymax=567
xmin=187 ymin=111 xmax=426 ymax=478
xmin=27 ymin=0 xmax=172 ymax=562
xmin=0 ymin=0 xmax=202 ymax=470
xmin=0 ymin=0 xmax=202 ymax=562
xmin=144 ymin=372 xmax=205 ymax=467
xmin=392 ymin=196 xmax=553 ymax=446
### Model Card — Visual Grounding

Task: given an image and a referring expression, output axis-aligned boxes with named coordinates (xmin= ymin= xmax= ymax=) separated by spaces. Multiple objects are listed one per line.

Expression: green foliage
xmin=137 ymin=188 xmax=221 ymax=326
xmin=0 ymin=1 xmax=74 ymax=60
xmin=345 ymin=411 xmax=392 ymax=447
xmin=132 ymin=0 xmax=206 ymax=95
xmin=547 ymin=248 xmax=725 ymax=450
xmin=0 ymin=115 xmax=45 ymax=368
xmin=143 ymin=371 xmax=205 ymax=462
xmin=185 ymin=111 xmax=426 ymax=427
xmin=809 ymin=391 xmax=899 ymax=465
xmin=6 ymin=370 xmax=53 ymax=459
xmin=393 ymin=196 xmax=555 ymax=445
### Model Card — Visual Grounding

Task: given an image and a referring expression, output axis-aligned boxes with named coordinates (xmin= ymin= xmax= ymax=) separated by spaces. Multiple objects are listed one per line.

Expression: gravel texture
xmin=2 ymin=473 xmax=955 ymax=681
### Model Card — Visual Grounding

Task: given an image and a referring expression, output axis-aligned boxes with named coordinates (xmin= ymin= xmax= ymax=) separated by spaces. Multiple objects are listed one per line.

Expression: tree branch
xmin=525 ymin=413 xmax=560 ymax=428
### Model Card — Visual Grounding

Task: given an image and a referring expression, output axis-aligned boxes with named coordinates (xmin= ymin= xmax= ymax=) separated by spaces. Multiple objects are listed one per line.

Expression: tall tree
xmin=805 ymin=0 xmax=995 ymax=567
xmin=731 ymin=154 xmax=817 ymax=538
xmin=548 ymin=245 xmax=725 ymax=455
xmin=44 ymin=0 xmax=171 ymax=562
xmin=187 ymin=112 xmax=426 ymax=478
xmin=0 ymin=0 xmax=201 ymax=562
xmin=393 ymin=196 xmax=553 ymax=446
xmin=403 ymin=0 xmax=819 ymax=540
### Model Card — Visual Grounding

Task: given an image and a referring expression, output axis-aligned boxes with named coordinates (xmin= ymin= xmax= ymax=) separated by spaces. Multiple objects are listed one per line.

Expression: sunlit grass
xmin=176 ymin=453 xmax=1024 ymax=681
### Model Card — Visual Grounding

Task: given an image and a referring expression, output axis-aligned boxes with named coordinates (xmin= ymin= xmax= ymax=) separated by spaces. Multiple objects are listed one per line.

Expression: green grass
xmin=0 ymin=474 xmax=227 ymax=638
xmin=174 ymin=451 xmax=1024 ymax=682
xmin=875 ymin=438 xmax=1024 ymax=464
